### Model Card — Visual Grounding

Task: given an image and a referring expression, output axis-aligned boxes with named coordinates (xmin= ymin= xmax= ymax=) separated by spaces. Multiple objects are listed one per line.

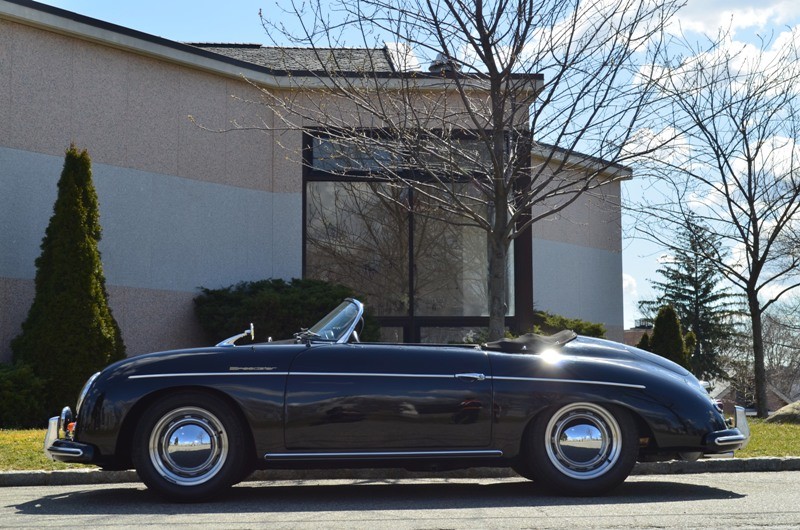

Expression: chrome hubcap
xmin=148 ymin=407 xmax=228 ymax=486
xmin=545 ymin=403 xmax=621 ymax=480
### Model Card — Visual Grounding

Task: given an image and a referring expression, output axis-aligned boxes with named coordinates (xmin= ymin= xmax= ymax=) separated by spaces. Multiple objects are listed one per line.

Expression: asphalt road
xmin=2 ymin=472 xmax=799 ymax=529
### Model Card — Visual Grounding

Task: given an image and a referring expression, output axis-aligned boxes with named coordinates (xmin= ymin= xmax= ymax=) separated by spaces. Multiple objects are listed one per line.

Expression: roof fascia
xmin=0 ymin=0 xmax=543 ymax=94
xmin=531 ymin=143 xmax=633 ymax=181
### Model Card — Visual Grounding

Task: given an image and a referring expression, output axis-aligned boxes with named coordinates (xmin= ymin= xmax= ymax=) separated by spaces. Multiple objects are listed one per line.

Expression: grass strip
xmin=1 ymin=420 xmax=798 ymax=471
xmin=0 ymin=430 xmax=95 ymax=471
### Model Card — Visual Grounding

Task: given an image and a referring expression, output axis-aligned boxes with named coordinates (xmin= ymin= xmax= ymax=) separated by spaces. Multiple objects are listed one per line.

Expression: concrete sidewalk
xmin=3 ymin=457 xmax=800 ymax=488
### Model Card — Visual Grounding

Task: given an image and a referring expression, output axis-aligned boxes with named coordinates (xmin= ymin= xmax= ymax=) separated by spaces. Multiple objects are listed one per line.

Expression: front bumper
xmin=703 ymin=406 xmax=751 ymax=456
xmin=43 ymin=407 xmax=96 ymax=464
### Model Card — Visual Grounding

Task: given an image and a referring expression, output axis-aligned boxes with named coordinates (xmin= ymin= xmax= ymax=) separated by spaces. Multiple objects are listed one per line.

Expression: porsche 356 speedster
xmin=45 ymin=298 xmax=749 ymax=501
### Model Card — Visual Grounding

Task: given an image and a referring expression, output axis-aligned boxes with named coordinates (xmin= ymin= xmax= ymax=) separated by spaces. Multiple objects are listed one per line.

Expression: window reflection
xmin=305 ymin=135 xmax=516 ymax=331
xmin=306 ymin=181 xmax=514 ymax=319
xmin=413 ymin=188 xmax=489 ymax=316
xmin=306 ymin=181 xmax=409 ymax=316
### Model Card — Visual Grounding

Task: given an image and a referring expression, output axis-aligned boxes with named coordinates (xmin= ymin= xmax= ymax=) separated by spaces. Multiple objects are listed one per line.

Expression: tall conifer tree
xmin=12 ymin=145 xmax=124 ymax=413
xmin=639 ymin=216 xmax=737 ymax=379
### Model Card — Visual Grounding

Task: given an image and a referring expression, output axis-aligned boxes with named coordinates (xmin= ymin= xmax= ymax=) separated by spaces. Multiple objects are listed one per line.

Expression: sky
xmin=33 ymin=0 xmax=800 ymax=328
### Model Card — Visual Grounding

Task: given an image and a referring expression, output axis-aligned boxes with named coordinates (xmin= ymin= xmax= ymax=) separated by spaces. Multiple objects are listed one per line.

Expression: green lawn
xmin=0 ymin=430 xmax=95 ymax=471
xmin=2 ymin=420 xmax=798 ymax=471
xmin=736 ymin=419 xmax=800 ymax=458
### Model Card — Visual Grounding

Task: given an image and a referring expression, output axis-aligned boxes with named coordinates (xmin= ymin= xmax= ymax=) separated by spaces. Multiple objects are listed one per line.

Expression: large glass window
xmin=311 ymin=137 xmax=396 ymax=173
xmin=306 ymin=181 xmax=409 ymax=316
xmin=412 ymin=187 xmax=490 ymax=317
xmin=305 ymin=134 xmax=522 ymax=341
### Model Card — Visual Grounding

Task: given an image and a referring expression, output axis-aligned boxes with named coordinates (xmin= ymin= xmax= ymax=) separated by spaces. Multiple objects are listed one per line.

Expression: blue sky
xmin=34 ymin=0 xmax=800 ymax=328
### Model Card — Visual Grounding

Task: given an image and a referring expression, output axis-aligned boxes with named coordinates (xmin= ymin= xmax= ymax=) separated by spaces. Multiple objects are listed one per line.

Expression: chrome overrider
xmin=44 ymin=371 xmax=101 ymax=463
xmin=44 ymin=405 xmax=95 ymax=462
xmin=718 ymin=406 xmax=751 ymax=448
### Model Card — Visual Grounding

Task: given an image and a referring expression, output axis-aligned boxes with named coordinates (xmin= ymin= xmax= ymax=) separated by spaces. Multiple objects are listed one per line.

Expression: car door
xmin=283 ymin=343 xmax=493 ymax=450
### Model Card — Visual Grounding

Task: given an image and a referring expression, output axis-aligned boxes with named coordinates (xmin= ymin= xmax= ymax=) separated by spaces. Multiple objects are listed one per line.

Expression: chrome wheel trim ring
xmin=148 ymin=406 xmax=228 ymax=486
xmin=544 ymin=403 xmax=622 ymax=480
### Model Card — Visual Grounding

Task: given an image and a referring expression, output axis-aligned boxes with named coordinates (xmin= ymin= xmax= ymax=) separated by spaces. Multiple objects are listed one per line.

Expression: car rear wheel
xmin=523 ymin=402 xmax=638 ymax=495
xmin=132 ymin=392 xmax=248 ymax=502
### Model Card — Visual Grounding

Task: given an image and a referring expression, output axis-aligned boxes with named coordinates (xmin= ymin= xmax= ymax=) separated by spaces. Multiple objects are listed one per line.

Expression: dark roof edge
xmin=533 ymin=141 xmax=633 ymax=177
xmin=0 ymin=0 xmax=303 ymax=78
xmin=2 ymin=0 xmax=544 ymax=83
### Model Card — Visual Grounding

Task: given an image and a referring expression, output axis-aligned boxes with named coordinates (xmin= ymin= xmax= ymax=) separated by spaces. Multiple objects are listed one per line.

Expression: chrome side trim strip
xmin=292 ymin=372 xmax=455 ymax=379
xmin=128 ymin=372 xmax=645 ymax=389
xmin=129 ymin=372 xmax=290 ymax=379
xmin=128 ymin=372 xmax=452 ymax=380
xmin=265 ymin=449 xmax=504 ymax=460
xmin=492 ymin=376 xmax=646 ymax=389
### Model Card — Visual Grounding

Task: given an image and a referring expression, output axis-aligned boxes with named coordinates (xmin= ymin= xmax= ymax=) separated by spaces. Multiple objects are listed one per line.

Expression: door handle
xmin=455 ymin=373 xmax=486 ymax=382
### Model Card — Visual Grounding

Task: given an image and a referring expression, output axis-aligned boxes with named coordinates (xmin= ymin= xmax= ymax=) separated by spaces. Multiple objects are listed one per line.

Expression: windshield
xmin=304 ymin=299 xmax=364 ymax=343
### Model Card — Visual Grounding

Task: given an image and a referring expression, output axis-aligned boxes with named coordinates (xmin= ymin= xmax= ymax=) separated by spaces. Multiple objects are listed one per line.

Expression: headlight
xmin=76 ymin=372 xmax=100 ymax=415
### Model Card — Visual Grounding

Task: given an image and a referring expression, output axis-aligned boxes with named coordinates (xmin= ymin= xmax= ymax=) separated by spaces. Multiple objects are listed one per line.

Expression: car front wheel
xmin=524 ymin=402 xmax=638 ymax=495
xmin=132 ymin=392 xmax=248 ymax=502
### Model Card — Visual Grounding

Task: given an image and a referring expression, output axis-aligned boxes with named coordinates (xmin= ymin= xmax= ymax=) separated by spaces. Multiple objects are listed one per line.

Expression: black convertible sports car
xmin=45 ymin=298 xmax=749 ymax=501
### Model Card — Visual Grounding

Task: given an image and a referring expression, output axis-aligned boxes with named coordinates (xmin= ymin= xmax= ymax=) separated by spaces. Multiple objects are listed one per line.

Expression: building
xmin=623 ymin=319 xmax=654 ymax=347
xmin=0 ymin=0 xmax=628 ymax=359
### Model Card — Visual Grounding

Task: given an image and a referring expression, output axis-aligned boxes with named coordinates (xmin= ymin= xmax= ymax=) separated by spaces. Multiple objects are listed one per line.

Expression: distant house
xmin=623 ymin=319 xmax=653 ymax=347
xmin=0 ymin=0 xmax=629 ymax=359
xmin=711 ymin=381 xmax=793 ymax=415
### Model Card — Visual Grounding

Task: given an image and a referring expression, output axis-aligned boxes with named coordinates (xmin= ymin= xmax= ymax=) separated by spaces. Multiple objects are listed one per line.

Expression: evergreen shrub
xmin=0 ymin=363 xmax=46 ymax=428
xmin=649 ymin=305 xmax=689 ymax=368
xmin=532 ymin=311 xmax=606 ymax=338
xmin=636 ymin=332 xmax=651 ymax=351
xmin=11 ymin=145 xmax=125 ymax=415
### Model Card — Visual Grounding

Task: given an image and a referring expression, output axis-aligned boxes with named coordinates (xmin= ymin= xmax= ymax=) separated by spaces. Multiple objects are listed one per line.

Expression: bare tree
xmin=248 ymin=0 xmax=682 ymax=339
xmin=720 ymin=303 xmax=800 ymax=409
xmin=762 ymin=307 xmax=800 ymax=403
xmin=636 ymin=29 xmax=800 ymax=416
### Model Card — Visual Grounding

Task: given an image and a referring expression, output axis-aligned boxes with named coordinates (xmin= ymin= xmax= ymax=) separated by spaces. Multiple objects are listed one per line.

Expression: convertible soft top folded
xmin=482 ymin=329 xmax=577 ymax=353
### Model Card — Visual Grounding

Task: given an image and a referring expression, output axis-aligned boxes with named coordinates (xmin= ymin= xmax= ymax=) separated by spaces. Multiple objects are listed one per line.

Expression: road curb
xmin=3 ymin=457 xmax=800 ymax=488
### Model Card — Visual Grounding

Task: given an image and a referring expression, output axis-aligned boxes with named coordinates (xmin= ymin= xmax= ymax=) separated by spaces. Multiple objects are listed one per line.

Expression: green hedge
xmin=0 ymin=364 xmax=46 ymax=428
xmin=531 ymin=311 xmax=606 ymax=338
xmin=194 ymin=278 xmax=380 ymax=344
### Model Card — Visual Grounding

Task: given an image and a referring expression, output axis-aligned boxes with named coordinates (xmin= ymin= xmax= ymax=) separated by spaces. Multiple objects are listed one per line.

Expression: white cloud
xmin=686 ymin=181 xmax=728 ymax=211
xmin=759 ymin=282 xmax=790 ymax=303
xmin=624 ymin=126 xmax=692 ymax=165
xmin=731 ymin=135 xmax=800 ymax=182
xmin=675 ymin=0 xmax=800 ymax=37
xmin=384 ymin=42 xmax=422 ymax=72
xmin=656 ymin=253 xmax=675 ymax=265
xmin=623 ymin=273 xmax=638 ymax=297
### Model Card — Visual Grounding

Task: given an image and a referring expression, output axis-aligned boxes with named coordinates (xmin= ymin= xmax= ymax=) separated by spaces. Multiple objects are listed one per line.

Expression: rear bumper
xmin=702 ymin=406 xmax=751 ymax=456
xmin=43 ymin=410 xmax=96 ymax=464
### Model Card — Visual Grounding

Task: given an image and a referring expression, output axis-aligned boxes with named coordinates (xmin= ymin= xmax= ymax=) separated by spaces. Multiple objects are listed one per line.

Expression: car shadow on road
xmin=10 ymin=478 xmax=745 ymax=515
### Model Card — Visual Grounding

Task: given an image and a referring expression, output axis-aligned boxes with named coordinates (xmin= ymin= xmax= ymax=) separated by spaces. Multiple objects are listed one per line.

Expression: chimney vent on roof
xmin=428 ymin=53 xmax=461 ymax=74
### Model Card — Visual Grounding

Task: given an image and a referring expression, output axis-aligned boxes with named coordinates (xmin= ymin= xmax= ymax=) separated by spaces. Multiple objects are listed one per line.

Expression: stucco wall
xmin=0 ymin=18 xmax=303 ymax=360
xmin=0 ymin=6 xmax=626 ymax=357
xmin=530 ymin=183 xmax=624 ymax=341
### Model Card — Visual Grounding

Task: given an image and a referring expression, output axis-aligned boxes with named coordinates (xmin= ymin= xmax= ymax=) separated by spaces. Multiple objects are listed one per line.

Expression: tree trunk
xmin=748 ymin=294 xmax=769 ymax=418
xmin=487 ymin=231 xmax=508 ymax=341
